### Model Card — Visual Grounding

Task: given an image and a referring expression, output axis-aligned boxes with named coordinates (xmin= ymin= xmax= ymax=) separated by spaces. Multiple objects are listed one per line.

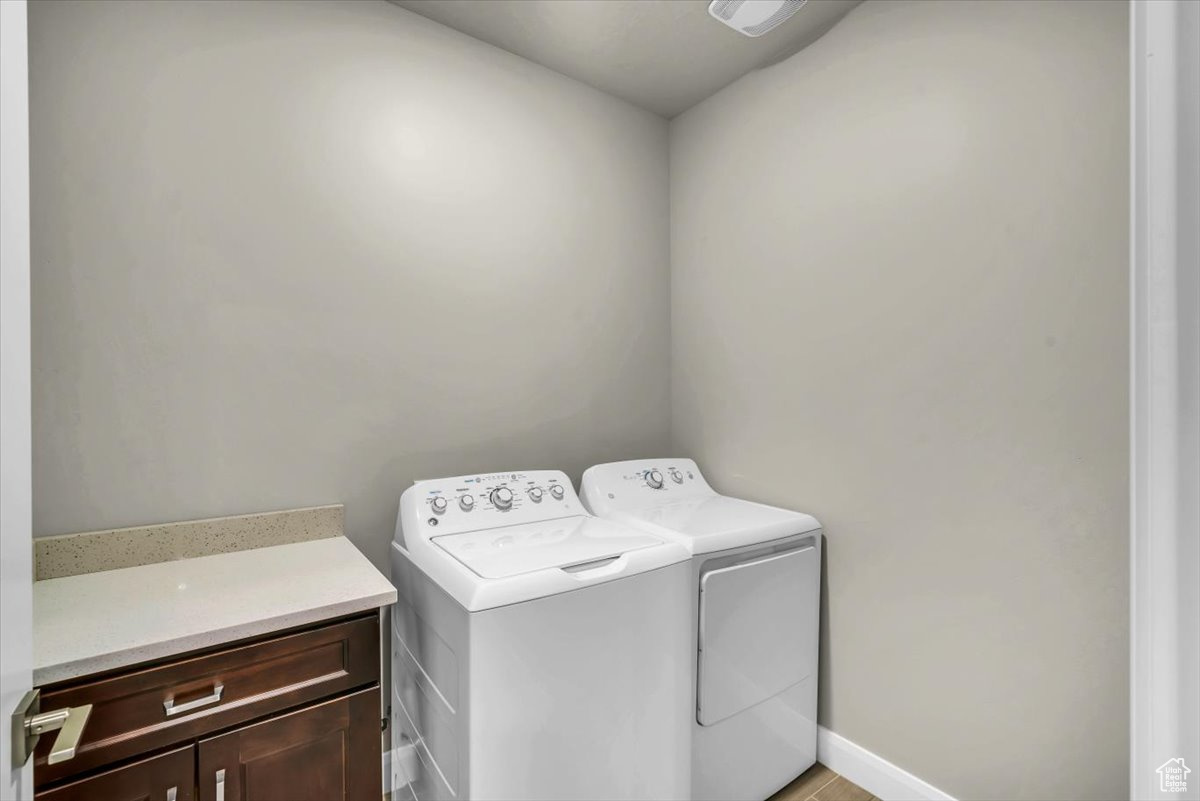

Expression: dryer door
xmin=697 ymin=544 xmax=819 ymax=726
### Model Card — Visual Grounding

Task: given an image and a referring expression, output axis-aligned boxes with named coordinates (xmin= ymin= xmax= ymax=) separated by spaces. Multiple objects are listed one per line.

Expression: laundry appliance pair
xmin=389 ymin=459 xmax=821 ymax=801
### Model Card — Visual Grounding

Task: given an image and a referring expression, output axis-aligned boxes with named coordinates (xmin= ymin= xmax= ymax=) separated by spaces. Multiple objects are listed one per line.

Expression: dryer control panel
xmin=399 ymin=469 xmax=584 ymax=539
xmin=581 ymin=458 xmax=715 ymax=509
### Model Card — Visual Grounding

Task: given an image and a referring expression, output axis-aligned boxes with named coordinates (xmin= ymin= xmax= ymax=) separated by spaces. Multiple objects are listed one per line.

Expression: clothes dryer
xmin=582 ymin=459 xmax=822 ymax=801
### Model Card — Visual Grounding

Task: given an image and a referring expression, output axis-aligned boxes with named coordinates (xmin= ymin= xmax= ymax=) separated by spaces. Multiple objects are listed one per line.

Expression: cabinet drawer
xmin=35 ymin=613 xmax=379 ymax=785
xmin=36 ymin=744 xmax=194 ymax=801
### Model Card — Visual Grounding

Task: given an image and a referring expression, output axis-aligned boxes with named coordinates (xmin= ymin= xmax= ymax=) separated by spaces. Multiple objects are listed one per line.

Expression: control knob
xmin=459 ymin=494 xmax=475 ymax=511
xmin=490 ymin=487 xmax=514 ymax=510
xmin=670 ymin=469 xmax=683 ymax=484
xmin=430 ymin=496 xmax=448 ymax=514
xmin=549 ymin=484 xmax=565 ymax=500
xmin=528 ymin=487 xmax=544 ymax=503
xmin=644 ymin=469 xmax=664 ymax=489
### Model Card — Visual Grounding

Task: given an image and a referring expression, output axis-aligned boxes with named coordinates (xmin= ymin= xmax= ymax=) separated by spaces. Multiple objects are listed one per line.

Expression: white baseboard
xmin=817 ymin=726 xmax=956 ymax=801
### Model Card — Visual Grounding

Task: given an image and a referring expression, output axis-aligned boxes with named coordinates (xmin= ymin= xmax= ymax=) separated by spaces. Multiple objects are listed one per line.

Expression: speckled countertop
xmin=34 ymin=537 xmax=396 ymax=685
xmin=35 ymin=505 xmax=344 ymax=580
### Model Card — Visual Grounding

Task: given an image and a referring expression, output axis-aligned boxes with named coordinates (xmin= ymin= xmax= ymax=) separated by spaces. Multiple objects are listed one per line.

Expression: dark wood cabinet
xmin=198 ymin=689 xmax=379 ymax=801
xmin=34 ymin=612 xmax=383 ymax=801
xmin=36 ymin=745 xmax=195 ymax=801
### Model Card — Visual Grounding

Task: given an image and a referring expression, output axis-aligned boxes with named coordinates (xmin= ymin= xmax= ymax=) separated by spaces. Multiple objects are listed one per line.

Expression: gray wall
xmin=669 ymin=1 xmax=1129 ymax=799
xmin=28 ymin=0 xmax=671 ymax=570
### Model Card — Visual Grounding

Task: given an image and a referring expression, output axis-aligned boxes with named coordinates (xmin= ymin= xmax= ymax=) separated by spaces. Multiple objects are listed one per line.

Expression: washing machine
xmin=581 ymin=459 xmax=823 ymax=801
xmin=390 ymin=469 xmax=693 ymax=801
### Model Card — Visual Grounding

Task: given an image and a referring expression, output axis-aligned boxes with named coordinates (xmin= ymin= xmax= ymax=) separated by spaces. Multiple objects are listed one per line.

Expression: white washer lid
xmin=432 ymin=516 xmax=665 ymax=579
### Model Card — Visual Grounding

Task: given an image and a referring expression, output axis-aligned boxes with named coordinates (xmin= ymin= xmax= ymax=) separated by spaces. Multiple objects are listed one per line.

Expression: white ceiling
xmin=391 ymin=0 xmax=861 ymax=118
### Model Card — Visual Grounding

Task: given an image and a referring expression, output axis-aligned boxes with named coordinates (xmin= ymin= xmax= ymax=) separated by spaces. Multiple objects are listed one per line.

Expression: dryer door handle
xmin=704 ymin=545 xmax=814 ymax=579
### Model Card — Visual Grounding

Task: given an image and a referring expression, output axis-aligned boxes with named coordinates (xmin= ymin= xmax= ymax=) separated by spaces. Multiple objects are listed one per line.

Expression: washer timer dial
xmin=490 ymin=487 xmax=514 ymax=510
xmin=644 ymin=469 xmax=664 ymax=489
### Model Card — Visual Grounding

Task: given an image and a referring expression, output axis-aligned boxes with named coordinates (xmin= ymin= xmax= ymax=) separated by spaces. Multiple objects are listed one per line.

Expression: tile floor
xmin=768 ymin=762 xmax=879 ymax=801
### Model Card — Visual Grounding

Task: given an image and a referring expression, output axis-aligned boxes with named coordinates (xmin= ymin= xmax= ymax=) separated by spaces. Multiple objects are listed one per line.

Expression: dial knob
xmin=549 ymin=484 xmax=565 ymax=499
xmin=430 ymin=496 xmax=448 ymax=514
xmin=645 ymin=469 xmax=664 ymax=489
xmin=459 ymin=494 xmax=475 ymax=511
xmin=670 ymin=469 xmax=683 ymax=484
xmin=490 ymin=487 xmax=514 ymax=510
xmin=528 ymin=487 xmax=544 ymax=503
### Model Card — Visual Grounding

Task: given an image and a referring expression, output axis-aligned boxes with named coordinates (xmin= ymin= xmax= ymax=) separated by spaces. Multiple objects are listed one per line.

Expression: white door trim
xmin=0 ymin=0 xmax=34 ymax=797
xmin=1130 ymin=1 xmax=1200 ymax=799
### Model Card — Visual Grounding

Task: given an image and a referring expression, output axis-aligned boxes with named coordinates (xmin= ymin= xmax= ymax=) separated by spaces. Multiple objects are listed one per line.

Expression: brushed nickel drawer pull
xmin=163 ymin=683 xmax=224 ymax=717
xmin=167 ymin=787 xmax=177 ymax=801
xmin=216 ymin=768 xmax=226 ymax=801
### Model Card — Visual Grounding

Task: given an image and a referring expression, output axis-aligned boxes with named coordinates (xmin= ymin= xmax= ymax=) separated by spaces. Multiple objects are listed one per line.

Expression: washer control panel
xmin=409 ymin=469 xmax=583 ymax=536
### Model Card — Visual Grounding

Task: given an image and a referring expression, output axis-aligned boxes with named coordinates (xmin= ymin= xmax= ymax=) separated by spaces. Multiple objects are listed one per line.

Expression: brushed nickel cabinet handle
xmin=163 ymin=683 xmax=224 ymax=717
xmin=167 ymin=787 xmax=177 ymax=801
xmin=216 ymin=768 xmax=226 ymax=801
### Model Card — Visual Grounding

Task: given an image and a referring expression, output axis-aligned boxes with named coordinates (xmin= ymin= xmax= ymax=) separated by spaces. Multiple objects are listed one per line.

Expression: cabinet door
xmin=198 ymin=688 xmax=380 ymax=801
xmin=36 ymin=744 xmax=194 ymax=801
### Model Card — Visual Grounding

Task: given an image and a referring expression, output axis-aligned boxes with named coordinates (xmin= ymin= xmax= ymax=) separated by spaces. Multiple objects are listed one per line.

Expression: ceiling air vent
xmin=707 ymin=0 xmax=809 ymax=37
